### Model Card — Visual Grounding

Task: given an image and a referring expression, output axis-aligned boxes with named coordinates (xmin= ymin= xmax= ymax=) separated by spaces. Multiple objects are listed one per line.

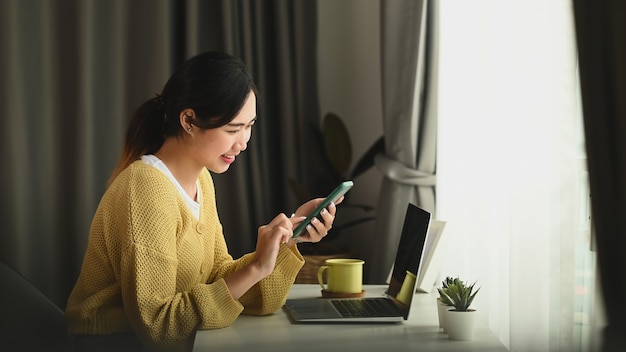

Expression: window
xmin=436 ymin=0 xmax=595 ymax=350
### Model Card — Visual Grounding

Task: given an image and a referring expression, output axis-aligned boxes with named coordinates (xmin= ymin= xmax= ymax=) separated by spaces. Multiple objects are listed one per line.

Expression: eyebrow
xmin=226 ymin=117 xmax=257 ymax=127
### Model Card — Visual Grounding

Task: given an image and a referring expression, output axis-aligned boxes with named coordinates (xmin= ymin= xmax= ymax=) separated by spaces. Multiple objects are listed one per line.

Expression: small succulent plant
xmin=437 ymin=276 xmax=458 ymax=306
xmin=440 ymin=278 xmax=480 ymax=312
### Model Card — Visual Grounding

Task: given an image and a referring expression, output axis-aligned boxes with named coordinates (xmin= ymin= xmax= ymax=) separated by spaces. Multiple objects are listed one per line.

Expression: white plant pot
xmin=444 ymin=309 xmax=477 ymax=341
xmin=436 ymin=298 xmax=450 ymax=332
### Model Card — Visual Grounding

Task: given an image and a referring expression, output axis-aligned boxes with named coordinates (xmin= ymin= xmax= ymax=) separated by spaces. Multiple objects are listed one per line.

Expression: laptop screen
xmin=385 ymin=203 xmax=431 ymax=319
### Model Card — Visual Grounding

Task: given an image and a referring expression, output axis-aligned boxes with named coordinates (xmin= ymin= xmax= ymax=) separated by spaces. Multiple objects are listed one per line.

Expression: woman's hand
xmin=224 ymin=198 xmax=343 ymax=299
xmin=287 ymin=196 xmax=344 ymax=246
xmin=225 ymin=213 xmax=294 ymax=299
xmin=253 ymin=213 xmax=295 ymax=277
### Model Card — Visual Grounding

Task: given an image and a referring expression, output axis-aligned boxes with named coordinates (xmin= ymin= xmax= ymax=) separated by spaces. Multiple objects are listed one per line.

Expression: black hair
xmin=109 ymin=51 xmax=258 ymax=184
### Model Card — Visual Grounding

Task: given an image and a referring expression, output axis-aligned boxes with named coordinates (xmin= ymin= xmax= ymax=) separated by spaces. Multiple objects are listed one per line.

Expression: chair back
xmin=0 ymin=262 xmax=69 ymax=351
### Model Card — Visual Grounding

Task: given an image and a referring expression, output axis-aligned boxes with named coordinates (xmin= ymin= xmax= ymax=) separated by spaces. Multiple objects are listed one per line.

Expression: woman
xmin=65 ymin=52 xmax=340 ymax=351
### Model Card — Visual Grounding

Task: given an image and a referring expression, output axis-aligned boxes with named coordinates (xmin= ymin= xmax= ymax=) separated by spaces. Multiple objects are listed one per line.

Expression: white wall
xmin=317 ymin=0 xmax=383 ymax=270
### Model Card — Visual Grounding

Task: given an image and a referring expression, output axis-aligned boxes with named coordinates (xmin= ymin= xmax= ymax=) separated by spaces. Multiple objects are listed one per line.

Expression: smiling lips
xmin=221 ymin=155 xmax=236 ymax=164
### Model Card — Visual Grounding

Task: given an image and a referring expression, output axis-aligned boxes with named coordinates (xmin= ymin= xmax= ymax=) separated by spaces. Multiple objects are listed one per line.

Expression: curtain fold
xmin=0 ymin=0 xmax=174 ymax=306
xmin=369 ymin=0 xmax=438 ymax=283
xmin=0 ymin=0 xmax=318 ymax=308
xmin=572 ymin=1 xmax=626 ymax=350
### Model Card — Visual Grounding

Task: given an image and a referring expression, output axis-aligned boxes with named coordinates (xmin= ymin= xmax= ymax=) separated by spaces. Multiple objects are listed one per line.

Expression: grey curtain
xmin=572 ymin=1 xmax=626 ymax=350
xmin=186 ymin=1 xmax=320 ymax=259
xmin=0 ymin=0 xmax=318 ymax=308
xmin=368 ymin=0 xmax=438 ymax=283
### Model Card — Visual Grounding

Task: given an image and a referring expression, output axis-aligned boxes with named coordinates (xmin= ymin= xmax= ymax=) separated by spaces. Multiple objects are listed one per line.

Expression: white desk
xmin=193 ymin=285 xmax=508 ymax=351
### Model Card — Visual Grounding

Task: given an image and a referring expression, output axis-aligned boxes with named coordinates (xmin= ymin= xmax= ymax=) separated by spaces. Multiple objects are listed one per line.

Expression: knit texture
xmin=65 ymin=161 xmax=304 ymax=351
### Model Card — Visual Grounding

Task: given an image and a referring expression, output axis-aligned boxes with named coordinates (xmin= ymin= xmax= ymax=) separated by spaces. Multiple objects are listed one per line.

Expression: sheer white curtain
xmin=437 ymin=1 xmax=596 ymax=351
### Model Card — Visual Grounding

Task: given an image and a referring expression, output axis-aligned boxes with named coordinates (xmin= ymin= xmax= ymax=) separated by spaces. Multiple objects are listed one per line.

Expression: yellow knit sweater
xmin=65 ymin=161 xmax=304 ymax=351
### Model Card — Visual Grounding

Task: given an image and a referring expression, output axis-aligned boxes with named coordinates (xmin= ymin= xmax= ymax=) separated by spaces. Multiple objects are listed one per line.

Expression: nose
xmin=237 ymin=129 xmax=251 ymax=151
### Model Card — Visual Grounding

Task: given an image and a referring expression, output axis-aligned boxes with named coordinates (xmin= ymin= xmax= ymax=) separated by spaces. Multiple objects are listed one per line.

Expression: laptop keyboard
xmin=331 ymin=298 xmax=402 ymax=318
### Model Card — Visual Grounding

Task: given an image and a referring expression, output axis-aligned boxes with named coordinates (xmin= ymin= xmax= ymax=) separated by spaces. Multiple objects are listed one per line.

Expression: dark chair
xmin=0 ymin=261 xmax=70 ymax=351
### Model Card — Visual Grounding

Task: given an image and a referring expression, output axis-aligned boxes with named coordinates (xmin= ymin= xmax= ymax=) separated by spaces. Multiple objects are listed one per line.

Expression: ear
xmin=179 ymin=109 xmax=195 ymax=133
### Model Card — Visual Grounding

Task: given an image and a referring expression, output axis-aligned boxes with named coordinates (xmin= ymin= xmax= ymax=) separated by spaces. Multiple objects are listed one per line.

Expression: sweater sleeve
xmin=206 ymin=218 xmax=305 ymax=317
xmin=239 ymin=244 xmax=305 ymax=315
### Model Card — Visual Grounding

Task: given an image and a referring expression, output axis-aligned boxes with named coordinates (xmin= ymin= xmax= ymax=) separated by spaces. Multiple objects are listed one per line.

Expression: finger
xmin=319 ymin=206 xmax=335 ymax=227
xmin=258 ymin=224 xmax=291 ymax=255
xmin=281 ymin=231 xmax=292 ymax=244
xmin=304 ymin=225 xmax=322 ymax=243
xmin=308 ymin=217 xmax=327 ymax=239
xmin=268 ymin=213 xmax=293 ymax=231
xmin=327 ymin=201 xmax=337 ymax=216
xmin=271 ymin=220 xmax=293 ymax=242
xmin=289 ymin=216 xmax=307 ymax=227
xmin=257 ymin=215 xmax=292 ymax=247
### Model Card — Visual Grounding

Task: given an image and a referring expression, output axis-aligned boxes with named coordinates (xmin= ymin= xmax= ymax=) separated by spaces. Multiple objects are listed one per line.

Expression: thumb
xmin=281 ymin=232 xmax=293 ymax=244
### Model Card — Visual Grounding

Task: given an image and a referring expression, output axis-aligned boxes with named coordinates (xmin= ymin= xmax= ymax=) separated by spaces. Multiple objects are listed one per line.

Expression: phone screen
xmin=292 ymin=181 xmax=353 ymax=238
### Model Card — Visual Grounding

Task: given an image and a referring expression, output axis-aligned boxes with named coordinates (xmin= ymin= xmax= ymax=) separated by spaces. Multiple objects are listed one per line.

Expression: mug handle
xmin=317 ymin=265 xmax=329 ymax=291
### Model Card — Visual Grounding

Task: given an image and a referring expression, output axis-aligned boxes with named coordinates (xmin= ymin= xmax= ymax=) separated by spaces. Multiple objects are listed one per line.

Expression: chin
xmin=207 ymin=165 xmax=230 ymax=174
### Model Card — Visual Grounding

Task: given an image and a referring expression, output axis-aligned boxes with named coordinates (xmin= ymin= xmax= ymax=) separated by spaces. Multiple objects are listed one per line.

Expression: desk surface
xmin=193 ymin=285 xmax=508 ymax=352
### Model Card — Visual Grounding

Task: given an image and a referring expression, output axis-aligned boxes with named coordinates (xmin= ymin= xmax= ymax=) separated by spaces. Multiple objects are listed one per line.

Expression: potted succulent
xmin=436 ymin=276 xmax=456 ymax=332
xmin=441 ymin=278 xmax=480 ymax=341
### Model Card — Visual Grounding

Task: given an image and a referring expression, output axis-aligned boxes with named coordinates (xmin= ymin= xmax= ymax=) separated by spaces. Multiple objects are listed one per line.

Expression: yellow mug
xmin=317 ymin=258 xmax=364 ymax=294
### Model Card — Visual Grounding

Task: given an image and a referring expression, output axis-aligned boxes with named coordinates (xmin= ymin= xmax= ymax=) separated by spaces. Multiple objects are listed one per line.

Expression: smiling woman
xmin=0 ymin=2 xmax=324 ymax=350
xmin=64 ymin=51 xmax=342 ymax=351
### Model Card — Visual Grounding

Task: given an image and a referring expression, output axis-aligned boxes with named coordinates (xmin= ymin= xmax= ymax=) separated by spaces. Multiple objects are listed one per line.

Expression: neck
xmin=154 ymin=138 xmax=200 ymax=200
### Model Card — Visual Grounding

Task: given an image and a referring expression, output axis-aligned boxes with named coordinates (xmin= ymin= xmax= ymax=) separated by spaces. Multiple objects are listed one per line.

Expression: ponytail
xmin=107 ymin=96 xmax=165 ymax=185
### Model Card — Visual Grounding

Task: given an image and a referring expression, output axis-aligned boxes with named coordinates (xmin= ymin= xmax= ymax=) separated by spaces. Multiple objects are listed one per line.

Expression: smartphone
xmin=292 ymin=180 xmax=354 ymax=239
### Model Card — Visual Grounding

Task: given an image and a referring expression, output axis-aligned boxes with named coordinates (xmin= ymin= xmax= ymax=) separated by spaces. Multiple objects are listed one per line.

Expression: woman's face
xmin=194 ymin=92 xmax=256 ymax=174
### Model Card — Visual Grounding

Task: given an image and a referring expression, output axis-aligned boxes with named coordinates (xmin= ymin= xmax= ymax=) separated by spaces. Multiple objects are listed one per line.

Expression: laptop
xmin=283 ymin=203 xmax=431 ymax=323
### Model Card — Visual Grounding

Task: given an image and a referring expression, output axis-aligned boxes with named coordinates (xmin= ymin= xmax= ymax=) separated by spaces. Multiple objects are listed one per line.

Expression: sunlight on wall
xmin=436 ymin=0 xmax=594 ymax=350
